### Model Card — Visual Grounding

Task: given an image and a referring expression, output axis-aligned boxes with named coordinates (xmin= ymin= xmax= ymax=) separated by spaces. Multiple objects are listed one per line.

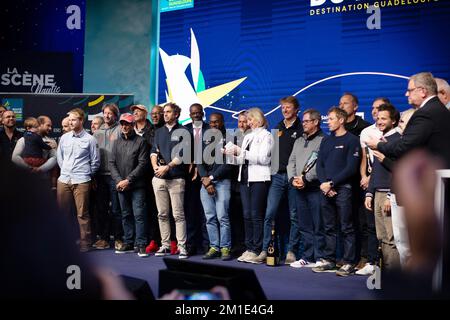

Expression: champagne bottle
xmin=266 ymin=224 xmax=279 ymax=267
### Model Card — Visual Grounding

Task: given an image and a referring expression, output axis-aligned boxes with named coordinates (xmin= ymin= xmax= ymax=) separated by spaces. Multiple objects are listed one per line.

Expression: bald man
xmin=61 ymin=117 xmax=71 ymax=134
xmin=0 ymin=110 xmax=23 ymax=162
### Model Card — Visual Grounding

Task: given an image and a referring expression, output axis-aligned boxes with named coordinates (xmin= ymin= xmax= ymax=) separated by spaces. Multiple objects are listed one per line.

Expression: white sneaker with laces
xmin=178 ymin=247 xmax=189 ymax=259
xmin=290 ymin=259 xmax=315 ymax=268
xmin=355 ymin=263 xmax=375 ymax=276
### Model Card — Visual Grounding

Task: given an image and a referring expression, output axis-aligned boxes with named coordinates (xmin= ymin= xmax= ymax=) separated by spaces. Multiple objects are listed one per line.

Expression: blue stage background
xmin=158 ymin=0 xmax=450 ymax=130
xmin=0 ymin=0 xmax=85 ymax=93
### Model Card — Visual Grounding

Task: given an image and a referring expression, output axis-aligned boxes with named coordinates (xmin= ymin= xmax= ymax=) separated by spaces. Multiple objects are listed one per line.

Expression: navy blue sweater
xmin=23 ymin=131 xmax=51 ymax=158
xmin=274 ymin=117 xmax=303 ymax=173
xmin=151 ymin=123 xmax=188 ymax=179
xmin=366 ymin=131 xmax=401 ymax=197
xmin=317 ymin=132 xmax=361 ymax=186
xmin=197 ymin=130 xmax=233 ymax=181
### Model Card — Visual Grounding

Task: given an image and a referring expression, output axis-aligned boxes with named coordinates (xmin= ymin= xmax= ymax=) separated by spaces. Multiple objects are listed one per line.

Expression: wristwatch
xmin=329 ymin=180 xmax=334 ymax=187
xmin=209 ymin=175 xmax=214 ymax=181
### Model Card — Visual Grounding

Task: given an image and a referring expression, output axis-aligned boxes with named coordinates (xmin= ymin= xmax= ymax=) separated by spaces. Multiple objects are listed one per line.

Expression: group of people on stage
xmin=1 ymin=72 xmax=449 ymax=278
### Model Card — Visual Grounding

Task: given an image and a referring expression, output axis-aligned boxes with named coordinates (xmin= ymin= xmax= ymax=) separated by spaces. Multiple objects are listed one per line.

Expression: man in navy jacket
xmin=313 ymin=107 xmax=360 ymax=277
xmin=151 ymin=103 xmax=190 ymax=259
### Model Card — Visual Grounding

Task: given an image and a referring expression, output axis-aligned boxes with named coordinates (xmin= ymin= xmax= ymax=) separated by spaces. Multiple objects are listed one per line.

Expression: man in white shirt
xmin=57 ymin=108 xmax=100 ymax=252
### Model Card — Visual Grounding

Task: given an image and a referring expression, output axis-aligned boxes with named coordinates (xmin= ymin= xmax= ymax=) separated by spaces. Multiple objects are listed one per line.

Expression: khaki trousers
xmin=374 ymin=191 xmax=400 ymax=269
xmin=152 ymin=177 xmax=186 ymax=248
xmin=57 ymin=180 xmax=92 ymax=247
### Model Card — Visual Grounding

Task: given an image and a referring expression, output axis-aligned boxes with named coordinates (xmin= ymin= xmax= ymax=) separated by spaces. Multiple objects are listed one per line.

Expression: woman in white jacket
xmin=227 ymin=108 xmax=274 ymax=263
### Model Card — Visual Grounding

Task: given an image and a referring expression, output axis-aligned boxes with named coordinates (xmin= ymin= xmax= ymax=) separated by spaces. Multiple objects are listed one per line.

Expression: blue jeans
xmin=321 ymin=184 xmax=356 ymax=264
xmin=240 ymin=182 xmax=269 ymax=254
xmin=117 ymin=188 xmax=148 ymax=247
xmin=262 ymin=173 xmax=299 ymax=253
xmin=296 ymin=189 xmax=324 ymax=262
xmin=200 ymin=179 xmax=231 ymax=249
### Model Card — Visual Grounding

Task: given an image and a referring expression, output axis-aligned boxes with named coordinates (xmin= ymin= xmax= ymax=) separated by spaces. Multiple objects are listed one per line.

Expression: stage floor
xmin=87 ymin=249 xmax=373 ymax=300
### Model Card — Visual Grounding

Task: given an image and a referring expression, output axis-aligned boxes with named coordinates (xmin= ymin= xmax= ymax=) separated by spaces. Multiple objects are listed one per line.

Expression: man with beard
xmin=253 ymin=96 xmax=303 ymax=264
xmin=57 ymin=108 xmax=100 ymax=252
xmin=93 ymin=103 xmax=123 ymax=250
xmin=0 ymin=110 xmax=23 ymax=162
xmin=364 ymin=103 xmax=401 ymax=272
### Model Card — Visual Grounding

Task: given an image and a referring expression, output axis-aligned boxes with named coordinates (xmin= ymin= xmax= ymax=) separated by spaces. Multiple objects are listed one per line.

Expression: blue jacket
xmin=151 ymin=123 xmax=188 ymax=179
xmin=366 ymin=130 xmax=401 ymax=197
xmin=317 ymin=131 xmax=360 ymax=186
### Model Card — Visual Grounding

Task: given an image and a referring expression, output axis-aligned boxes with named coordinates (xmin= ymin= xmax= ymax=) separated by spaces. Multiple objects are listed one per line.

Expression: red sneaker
xmin=145 ymin=240 xmax=159 ymax=254
xmin=170 ymin=240 xmax=179 ymax=255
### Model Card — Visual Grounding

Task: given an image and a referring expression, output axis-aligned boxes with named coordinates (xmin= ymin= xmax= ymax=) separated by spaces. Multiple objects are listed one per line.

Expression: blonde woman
xmin=226 ymin=108 xmax=274 ymax=263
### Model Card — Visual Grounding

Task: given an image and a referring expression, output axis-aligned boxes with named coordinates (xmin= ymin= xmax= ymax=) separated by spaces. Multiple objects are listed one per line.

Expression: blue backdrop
xmin=0 ymin=0 xmax=86 ymax=92
xmin=158 ymin=0 xmax=450 ymax=130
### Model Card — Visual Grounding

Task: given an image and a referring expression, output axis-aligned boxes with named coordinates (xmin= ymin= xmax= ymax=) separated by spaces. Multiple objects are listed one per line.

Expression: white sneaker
xmin=244 ymin=252 xmax=259 ymax=263
xmin=290 ymin=259 xmax=315 ymax=268
xmin=237 ymin=250 xmax=250 ymax=262
xmin=355 ymin=263 xmax=375 ymax=276
xmin=178 ymin=247 xmax=189 ymax=259
xmin=313 ymin=259 xmax=327 ymax=268
xmin=252 ymin=251 xmax=267 ymax=264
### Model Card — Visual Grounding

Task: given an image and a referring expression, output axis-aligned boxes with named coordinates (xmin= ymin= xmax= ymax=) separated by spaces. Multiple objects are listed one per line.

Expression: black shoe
xmin=115 ymin=243 xmax=134 ymax=254
xmin=137 ymin=246 xmax=149 ymax=258
xmin=336 ymin=264 xmax=355 ymax=277
xmin=187 ymin=246 xmax=197 ymax=256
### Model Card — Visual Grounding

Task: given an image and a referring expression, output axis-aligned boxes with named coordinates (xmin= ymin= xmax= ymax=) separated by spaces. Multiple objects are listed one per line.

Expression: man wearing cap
xmin=131 ymin=104 xmax=155 ymax=147
xmin=131 ymin=104 xmax=161 ymax=254
xmin=93 ymin=103 xmax=123 ymax=250
xmin=110 ymin=113 xmax=150 ymax=257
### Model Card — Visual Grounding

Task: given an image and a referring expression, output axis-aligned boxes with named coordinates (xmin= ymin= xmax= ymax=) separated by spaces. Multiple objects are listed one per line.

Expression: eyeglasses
xmin=406 ymin=87 xmax=423 ymax=93
xmin=302 ymin=119 xmax=315 ymax=124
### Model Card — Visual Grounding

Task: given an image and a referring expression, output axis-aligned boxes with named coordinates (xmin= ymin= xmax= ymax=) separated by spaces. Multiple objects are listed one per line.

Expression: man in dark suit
xmin=184 ymin=103 xmax=210 ymax=255
xmin=366 ymin=72 xmax=450 ymax=169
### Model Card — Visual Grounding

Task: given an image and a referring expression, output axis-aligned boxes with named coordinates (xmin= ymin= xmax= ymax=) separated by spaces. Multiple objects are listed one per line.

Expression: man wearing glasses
xmin=366 ymin=72 xmax=450 ymax=168
xmin=435 ymin=78 xmax=450 ymax=110
xmin=287 ymin=109 xmax=325 ymax=268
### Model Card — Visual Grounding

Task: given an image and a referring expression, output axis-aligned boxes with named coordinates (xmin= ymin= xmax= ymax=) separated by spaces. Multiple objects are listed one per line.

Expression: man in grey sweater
xmin=287 ymin=109 xmax=326 ymax=268
xmin=93 ymin=103 xmax=123 ymax=250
